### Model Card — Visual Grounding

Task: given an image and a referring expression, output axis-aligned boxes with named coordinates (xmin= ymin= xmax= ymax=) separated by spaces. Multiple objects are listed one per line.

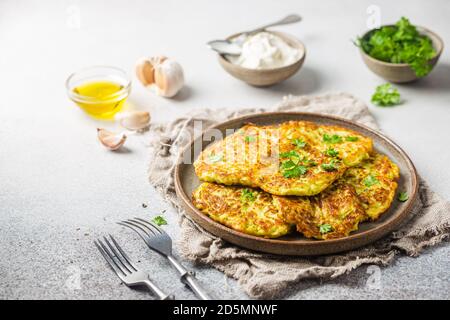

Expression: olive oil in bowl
xmin=66 ymin=66 xmax=131 ymax=119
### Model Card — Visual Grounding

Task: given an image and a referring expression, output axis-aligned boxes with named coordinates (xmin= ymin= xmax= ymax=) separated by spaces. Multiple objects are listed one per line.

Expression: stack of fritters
xmin=192 ymin=121 xmax=399 ymax=240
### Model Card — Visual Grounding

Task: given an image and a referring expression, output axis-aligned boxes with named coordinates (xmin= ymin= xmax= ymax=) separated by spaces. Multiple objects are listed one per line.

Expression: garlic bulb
xmin=115 ymin=111 xmax=151 ymax=131
xmin=136 ymin=56 xmax=184 ymax=98
xmin=97 ymin=128 xmax=127 ymax=151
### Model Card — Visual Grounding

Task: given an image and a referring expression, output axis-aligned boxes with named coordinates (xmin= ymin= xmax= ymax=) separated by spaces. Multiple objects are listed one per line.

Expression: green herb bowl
xmin=359 ymin=25 xmax=444 ymax=83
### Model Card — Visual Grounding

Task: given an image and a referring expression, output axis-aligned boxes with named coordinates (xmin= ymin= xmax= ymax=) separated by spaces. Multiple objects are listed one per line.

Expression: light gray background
xmin=0 ymin=0 xmax=449 ymax=300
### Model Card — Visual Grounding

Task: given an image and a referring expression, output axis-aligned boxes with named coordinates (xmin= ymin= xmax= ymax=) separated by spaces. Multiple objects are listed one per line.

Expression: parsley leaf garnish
xmin=398 ymin=192 xmax=409 ymax=202
xmin=325 ymin=148 xmax=339 ymax=157
xmin=207 ymin=153 xmax=223 ymax=163
xmin=319 ymin=224 xmax=333 ymax=234
xmin=279 ymin=150 xmax=315 ymax=178
xmin=321 ymin=159 xmax=339 ymax=171
xmin=292 ymin=138 xmax=306 ymax=148
xmin=356 ymin=17 xmax=436 ymax=77
xmin=152 ymin=215 xmax=168 ymax=226
xmin=346 ymin=136 xmax=359 ymax=142
xmin=245 ymin=136 xmax=255 ymax=143
xmin=371 ymin=83 xmax=401 ymax=106
xmin=241 ymin=188 xmax=256 ymax=203
xmin=323 ymin=134 xmax=343 ymax=144
xmin=363 ymin=175 xmax=379 ymax=187
xmin=280 ymin=150 xmax=301 ymax=159
xmin=281 ymin=161 xmax=308 ymax=178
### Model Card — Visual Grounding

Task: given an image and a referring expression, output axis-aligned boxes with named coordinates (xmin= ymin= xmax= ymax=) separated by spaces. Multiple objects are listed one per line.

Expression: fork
xmin=94 ymin=235 xmax=174 ymax=300
xmin=118 ymin=218 xmax=212 ymax=300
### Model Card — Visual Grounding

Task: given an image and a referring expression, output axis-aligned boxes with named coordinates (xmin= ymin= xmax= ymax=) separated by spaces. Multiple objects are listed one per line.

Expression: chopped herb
xmin=356 ymin=17 xmax=436 ymax=77
xmin=281 ymin=162 xmax=308 ymax=178
xmin=323 ymin=134 xmax=343 ymax=144
xmin=279 ymin=150 xmax=313 ymax=178
xmin=304 ymin=159 xmax=317 ymax=167
xmin=241 ymin=188 xmax=256 ymax=203
xmin=245 ymin=136 xmax=256 ymax=143
xmin=292 ymin=138 xmax=306 ymax=148
xmin=208 ymin=153 xmax=223 ymax=163
xmin=321 ymin=159 xmax=339 ymax=171
xmin=364 ymin=175 xmax=379 ymax=187
xmin=319 ymin=224 xmax=333 ymax=234
xmin=280 ymin=150 xmax=301 ymax=159
xmin=371 ymin=83 xmax=401 ymax=106
xmin=346 ymin=136 xmax=359 ymax=142
xmin=152 ymin=215 xmax=168 ymax=226
xmin=325 ymin=148 xmax=339 ymax=157
xmin=398 ymin=192 xmax=409 ymax=202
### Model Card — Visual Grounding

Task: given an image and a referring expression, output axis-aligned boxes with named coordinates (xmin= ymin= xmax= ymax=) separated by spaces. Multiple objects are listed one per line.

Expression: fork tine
xmin=109 ymin=235 xmax=137 ymax=271
xmin=103 ymin=236 xmax=132 ymax=274
xmin=95 ymin=239 xmax=126 ymax=277
xmin=98 ymin=238 xmax=129 ymax=276
xmin=118 ymin=221 xmax=153 ymax=244
xmin=134 ymin=217 xmax=166 ymax=236
xmin=127 ymin=218 xmax=158 ymax=236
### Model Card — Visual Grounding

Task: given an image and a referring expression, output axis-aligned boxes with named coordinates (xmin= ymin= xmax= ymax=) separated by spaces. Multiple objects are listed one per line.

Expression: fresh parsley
xmin=208 ymin=153 xmax=223 ymax=163
xmin=323 ymin=134 xmax=343 ymax=144
xmin=245 ymin=136 xmax=255 ymax=143
xmin=241 ymin=188 xmax=256 ymax=203
xmin=363 ymin=175 xmax=379 ymax=187
xmin=357 ymin=17 xmax=436 ymax=77
xmin=371 ymin=83 xmax=401 ymax=106
xmin=325 ymin=148 xmax=339 ymax=157
xmin=281 ymin=160 xmax=308 ymax=178
xmin=319 ymin=224 xmax=333 ymax=234
xmin=346 ymin=136 xmax=359 ymax=142
xmin=398 ymin=191 xmax=409 ymax=202
xmin=280 ymin=150 xmax=301 ymax=159
xmin=292 ymin=138 xmax=306 ymax=148
xmin=321 ymin=160 xmax=339 ymax=171
xmin=279 ymin=150 xmax=315 ymax=178
xmin=152 ymin=215 xmax=168 ymax=226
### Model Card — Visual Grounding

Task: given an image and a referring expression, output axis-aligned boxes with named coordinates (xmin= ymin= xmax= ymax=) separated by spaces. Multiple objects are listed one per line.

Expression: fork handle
xmin=167 ymin=255 xmax=212 ymax=300
xmin=143 ymin=279 xmax=174 ymax=300
xmin=182 ymin=272 xmax=212 ymax=300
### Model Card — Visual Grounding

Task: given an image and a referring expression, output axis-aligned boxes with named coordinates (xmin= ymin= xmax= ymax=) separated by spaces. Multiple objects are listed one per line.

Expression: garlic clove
xmin=115 ymin=110 xmax=151 ymax=131
xmin=97 ymin=128 xmax=127 ymax=151
xmin=135 ymin=56 xmax=184 ymax=98
xmin=135 ymin=58 xmax=155 ymax=86
xmin=154 ymin=59 xmax=185 ymax=97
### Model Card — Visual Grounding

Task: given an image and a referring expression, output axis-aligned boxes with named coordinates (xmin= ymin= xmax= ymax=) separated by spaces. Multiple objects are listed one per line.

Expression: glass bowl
xmin=66 ymin=66 xmax=131 ymax=119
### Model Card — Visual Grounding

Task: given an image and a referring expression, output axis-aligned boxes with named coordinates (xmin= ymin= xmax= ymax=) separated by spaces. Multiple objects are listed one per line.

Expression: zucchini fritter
xmin=273 ymin=183 xmax=367 ymax=239
xmin=342 ymin=153 xmax=400 ymax=220
xmin=192 ymin=182 xmax=293 ymax=238
xmin=194 ymin=121 xmax=372 ymax=196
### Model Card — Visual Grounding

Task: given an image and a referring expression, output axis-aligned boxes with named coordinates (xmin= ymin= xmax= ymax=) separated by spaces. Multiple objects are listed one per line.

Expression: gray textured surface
xmin=0 ymin=0 xmax=449 ymax=300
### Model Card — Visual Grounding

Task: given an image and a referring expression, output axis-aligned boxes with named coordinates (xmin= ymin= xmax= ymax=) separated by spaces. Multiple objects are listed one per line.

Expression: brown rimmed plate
xmin=174 ymin=112 xmax=418 ymax=256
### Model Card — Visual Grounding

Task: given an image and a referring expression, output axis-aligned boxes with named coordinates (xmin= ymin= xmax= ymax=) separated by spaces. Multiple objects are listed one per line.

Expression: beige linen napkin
xmin=148 ymin=92 xmax=450 ymax=299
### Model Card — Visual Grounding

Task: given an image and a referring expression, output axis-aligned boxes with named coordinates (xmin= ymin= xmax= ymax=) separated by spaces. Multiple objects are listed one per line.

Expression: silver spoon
xmin=207 ymin=14 xmax=302 ymax=56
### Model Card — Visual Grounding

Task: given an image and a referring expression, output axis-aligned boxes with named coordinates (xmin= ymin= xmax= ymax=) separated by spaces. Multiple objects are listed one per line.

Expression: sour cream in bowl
xmin=217 ymin=31 xmax=306 ymax=86
xmin=227 ymin=32 xmax=302 ymax=69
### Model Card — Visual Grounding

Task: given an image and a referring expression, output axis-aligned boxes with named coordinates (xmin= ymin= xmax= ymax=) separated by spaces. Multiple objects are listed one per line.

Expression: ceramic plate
xmin=174 ymin=112 xmax=418 ymax=256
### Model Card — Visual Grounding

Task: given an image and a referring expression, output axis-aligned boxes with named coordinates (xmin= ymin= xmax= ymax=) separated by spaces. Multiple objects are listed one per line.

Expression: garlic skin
xmin=115 ymin=111 xmax=151 ymax=131
xmin=136 ymin=56 xmax=184 ymax=98
xmin=97 ymin=128 xmax=127 ymax=151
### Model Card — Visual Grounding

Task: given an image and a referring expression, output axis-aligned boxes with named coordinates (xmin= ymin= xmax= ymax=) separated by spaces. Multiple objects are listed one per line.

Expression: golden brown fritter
xmin=194 ymin=121 xmax=373 ymax=196
xmin=192 ymin=182 xmax=293 ymax=238
xmin=342 ymin=153 xmax=400 ymax=220
xmin=193 ymin=124 xmax=278 ymax=187
xmin=273 ymin=183 xmax=367 ymax=239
